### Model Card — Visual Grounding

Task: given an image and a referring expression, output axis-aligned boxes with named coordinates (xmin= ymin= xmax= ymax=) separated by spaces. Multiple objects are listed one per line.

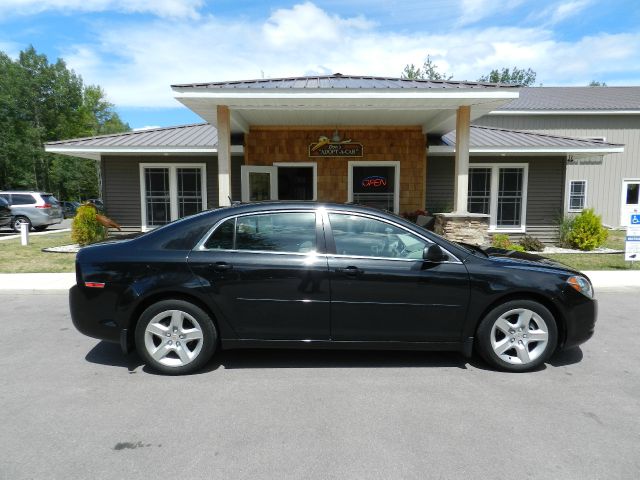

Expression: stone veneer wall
xmin=434 ymin=213 xmax=490 ymax=245
xmin=244 ymin=126 xmax=426 ymax=213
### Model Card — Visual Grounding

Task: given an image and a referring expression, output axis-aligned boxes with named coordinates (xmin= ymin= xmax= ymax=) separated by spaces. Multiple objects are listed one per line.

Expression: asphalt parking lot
xmin=1 ymin=289 xmax=639 ymax=479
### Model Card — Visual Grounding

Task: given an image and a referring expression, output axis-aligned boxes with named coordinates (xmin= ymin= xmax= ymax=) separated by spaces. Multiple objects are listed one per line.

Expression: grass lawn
xmin=0 ymin=232 xmax=76 ymax=273
xmin=543 ymin=229 xmax=639 ymax=271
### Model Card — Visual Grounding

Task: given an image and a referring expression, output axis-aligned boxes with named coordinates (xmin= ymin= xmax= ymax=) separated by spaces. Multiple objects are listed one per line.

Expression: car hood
xmin=481 ymin=247 xmax=581 ymax=275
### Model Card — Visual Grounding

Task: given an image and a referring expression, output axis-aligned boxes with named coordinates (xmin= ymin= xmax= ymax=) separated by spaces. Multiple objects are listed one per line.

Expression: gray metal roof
xmin=442 ymin=125 xmax=623 ymax=149
xmin=172 ymin=73 xmax=521 ymax=90
xmin=45 ymin=123 xmax=217 ymax=148
xmin=497 ymin=87 xmax=640 ymax=111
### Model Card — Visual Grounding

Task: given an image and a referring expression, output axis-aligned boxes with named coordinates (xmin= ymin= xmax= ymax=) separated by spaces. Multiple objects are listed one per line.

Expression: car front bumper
xmin=560 ymin=295 xmax=597 ymax=350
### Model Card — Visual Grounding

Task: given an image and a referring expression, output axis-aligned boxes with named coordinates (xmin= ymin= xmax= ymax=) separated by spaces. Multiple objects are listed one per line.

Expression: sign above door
xmin=309 ymin=135 xmax=363 ymax=158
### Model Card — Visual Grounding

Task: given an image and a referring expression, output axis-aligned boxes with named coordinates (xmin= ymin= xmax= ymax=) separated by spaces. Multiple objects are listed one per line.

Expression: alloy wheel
xmin=490 ymin=308 xmax=549 ymax=365
xmin=143 ymin=309 xmax=204 ymax=368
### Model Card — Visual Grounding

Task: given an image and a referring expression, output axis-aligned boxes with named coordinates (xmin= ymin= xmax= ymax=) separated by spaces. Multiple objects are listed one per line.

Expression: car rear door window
xmin=204 ymin=212 xmax=317 ymax=253
xmin=204 ymin=217 xmax=235 ymax=250
xmin=11 ymin=194 xmax=35 ymax=205
xmin=328 ymin=213 xmax=429 ymax=259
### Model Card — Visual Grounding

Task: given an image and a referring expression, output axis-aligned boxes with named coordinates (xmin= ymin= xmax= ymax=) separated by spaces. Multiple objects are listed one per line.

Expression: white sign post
xmin=20 ymin=222 xmax=29 ymax=246
xmin=625 ymin=214 xmax=640 ymax=262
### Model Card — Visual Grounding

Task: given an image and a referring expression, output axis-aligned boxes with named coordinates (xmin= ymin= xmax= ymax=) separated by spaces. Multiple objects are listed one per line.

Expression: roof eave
xmin=428 ymin=146 xmax=624 ymax=156
xmin=490 ymin=110 xmax=640 ymax=115
xmin=45 ymin=145 xmax=243 ymax=157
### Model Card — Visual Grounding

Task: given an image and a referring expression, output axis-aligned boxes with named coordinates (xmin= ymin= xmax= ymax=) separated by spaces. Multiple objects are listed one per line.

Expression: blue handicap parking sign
xmin=632 ymin=214 xmax=640 ymax=225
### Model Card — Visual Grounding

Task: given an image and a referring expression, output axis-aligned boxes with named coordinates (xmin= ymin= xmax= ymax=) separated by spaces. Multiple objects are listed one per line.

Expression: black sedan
xmin=70 ymin=202 xmax=596 ymax=374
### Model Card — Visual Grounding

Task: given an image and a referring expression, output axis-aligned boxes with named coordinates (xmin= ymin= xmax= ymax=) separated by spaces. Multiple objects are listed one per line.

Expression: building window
xmin=140 ymin=163 xmax=207 ymax=230
xmin=468 ymin=164 xmax=528 ymax=231
xmin=568 ymin=180 xmax=587 ymax=212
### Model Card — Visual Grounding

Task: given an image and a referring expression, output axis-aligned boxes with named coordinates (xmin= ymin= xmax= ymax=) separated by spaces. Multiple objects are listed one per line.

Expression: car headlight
xmin=567 ymin=275 xmax=594 ymax=299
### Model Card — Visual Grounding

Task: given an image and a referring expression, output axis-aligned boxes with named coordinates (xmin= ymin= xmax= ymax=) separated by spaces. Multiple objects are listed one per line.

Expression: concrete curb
xmin=0 ymin=270 xmax=638 ymax=291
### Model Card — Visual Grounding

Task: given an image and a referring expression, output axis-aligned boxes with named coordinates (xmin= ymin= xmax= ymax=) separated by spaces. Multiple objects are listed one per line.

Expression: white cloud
xmin=55 ymin=2 xmax=640 ymax=108
xmin=458 ymin=0 xmax=523 ymax=26
xmin=529 ymin=0 xmax=592 ymax=26
xmin=0 ymin=0 xmax=204 ymax=19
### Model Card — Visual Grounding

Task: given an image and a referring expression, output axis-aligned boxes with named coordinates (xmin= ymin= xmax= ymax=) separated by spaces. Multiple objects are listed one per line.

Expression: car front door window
xmin=328 ymin=213 xmax=429 ymax=260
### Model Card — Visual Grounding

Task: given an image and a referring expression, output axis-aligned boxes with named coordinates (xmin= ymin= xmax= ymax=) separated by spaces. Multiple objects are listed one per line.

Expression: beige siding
xmin=101 ymin=155 xmax=225 ymax=231
xmin=426 ymin=156 xmax=565 ymax=243
xmin=474 ymin=115 xmax=640 ymax=227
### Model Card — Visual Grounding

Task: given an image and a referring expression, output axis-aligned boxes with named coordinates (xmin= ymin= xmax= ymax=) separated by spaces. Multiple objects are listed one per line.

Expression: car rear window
xmin=41 ymin=195 xmax=59 ymax=205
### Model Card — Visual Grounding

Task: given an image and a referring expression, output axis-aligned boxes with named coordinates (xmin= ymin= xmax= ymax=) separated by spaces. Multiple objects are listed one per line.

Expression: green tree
xmin=402 ymin=55 xmax=453 ymax=81
xmin=588 ymin=80 xmax=607 ymax=87
xmin=0 ymin=45 xmax=129 ymax=199
xmin=478 ymin=67 xmax=537 ymax=86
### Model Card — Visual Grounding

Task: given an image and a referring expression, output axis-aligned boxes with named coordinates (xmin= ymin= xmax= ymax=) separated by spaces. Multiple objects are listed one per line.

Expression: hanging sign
xmin=309 ymin=136 xmax=363 ymax=158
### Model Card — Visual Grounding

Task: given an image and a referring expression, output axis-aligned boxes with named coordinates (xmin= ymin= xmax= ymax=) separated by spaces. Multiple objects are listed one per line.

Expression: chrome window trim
xmin=196 ymin=207 xmax=462 ymax=264
xmin=195 ymin=209 xmax=318 ymax=253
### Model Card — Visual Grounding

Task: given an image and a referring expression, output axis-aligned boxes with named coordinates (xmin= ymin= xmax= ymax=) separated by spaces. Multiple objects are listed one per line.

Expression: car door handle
xmin=210 ymin=262 xmax=233 ymax=272
xmin=336 ymin=266 xmax=362 ymax=277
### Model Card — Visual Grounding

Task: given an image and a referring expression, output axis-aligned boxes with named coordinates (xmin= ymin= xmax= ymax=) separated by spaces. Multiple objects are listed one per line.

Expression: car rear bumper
xmin=69 ymin=285 xmax=121 ymax=343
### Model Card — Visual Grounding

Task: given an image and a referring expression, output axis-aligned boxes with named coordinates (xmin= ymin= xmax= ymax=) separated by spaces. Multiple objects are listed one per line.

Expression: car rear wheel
xmin=135 ymin=299 xmax=217 ymax=375
xmin=11 ymin=216 xmax=32 ymax=232
xmin=476 ymin=300 xmax=558 ymax=372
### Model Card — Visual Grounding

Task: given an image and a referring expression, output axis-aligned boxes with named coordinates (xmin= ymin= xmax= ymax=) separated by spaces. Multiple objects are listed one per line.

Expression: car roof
xmin=0 ymin=191 xmax=52 ymax=195
xmin=221 ymin=201 xmax=393 ymax=216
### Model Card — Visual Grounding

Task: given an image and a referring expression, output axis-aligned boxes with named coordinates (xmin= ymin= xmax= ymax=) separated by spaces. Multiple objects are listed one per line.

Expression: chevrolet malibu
xmin=70 ymin=202 xmax=596 ymax=375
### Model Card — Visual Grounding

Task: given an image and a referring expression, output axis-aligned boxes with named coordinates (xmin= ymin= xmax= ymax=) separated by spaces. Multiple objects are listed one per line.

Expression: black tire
xmin=33 ymin=225 xmax=48 ymax=232
xmin=476 ymin=299 xmax=558 ymax=372
xmin=11 ymin=216 xmax=32 ymax=232
xmin=135 ymin=299 xmax=217 ymax=375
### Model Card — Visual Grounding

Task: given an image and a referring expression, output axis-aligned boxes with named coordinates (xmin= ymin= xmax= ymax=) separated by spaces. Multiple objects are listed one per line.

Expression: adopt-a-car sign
xmin=625 ymin=214 xmax=640 ymax=261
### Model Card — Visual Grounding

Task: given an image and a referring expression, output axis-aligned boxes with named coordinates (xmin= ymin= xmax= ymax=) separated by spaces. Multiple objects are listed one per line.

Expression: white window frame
xmin=620 ymin=178 xmax=640 ymax=227
xmin=347 ymin=161 xmax=400 ymax=214
xmin=469 ymin=163 xmax=528 ymax=233
xmin=240 ymin=163 xmax=317 ymax=202
xmin=567 ymin=180 xmax=587 ymax=213
xmin=139 ymin=163 xmax=207 ymax=231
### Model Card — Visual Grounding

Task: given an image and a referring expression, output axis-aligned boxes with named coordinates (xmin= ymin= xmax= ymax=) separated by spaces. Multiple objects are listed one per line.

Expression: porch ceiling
xmin=172 ymin=90 xmax=518 ymax=135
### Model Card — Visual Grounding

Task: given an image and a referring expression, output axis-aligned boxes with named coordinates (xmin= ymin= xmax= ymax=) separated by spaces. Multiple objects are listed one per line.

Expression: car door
xmin=187 ymin=210 xmax=331 ymax=340
xmin=325 ymin=211 xmax=470 ymax=342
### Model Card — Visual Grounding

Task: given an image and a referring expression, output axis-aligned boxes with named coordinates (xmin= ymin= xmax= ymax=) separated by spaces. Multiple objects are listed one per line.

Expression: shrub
xmin=519 ymin=235 xmax=545 ymax=252
xmin=491 ymin=234 xmax=526 ymax=252
xmin=567 ymin=208 xmax=608 ymax=251
xmin=72 ymin=205 xmax=107 ymax=246
xmin=557 ymin=214 xmax=575 ymax=248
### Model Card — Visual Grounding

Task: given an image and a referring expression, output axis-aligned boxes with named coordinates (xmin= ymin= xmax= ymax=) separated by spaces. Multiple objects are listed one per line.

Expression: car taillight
xmin=36 ymin=203 xmax=52 ymax=209
xmin=84 ymin=282 xmax=106 ymax=288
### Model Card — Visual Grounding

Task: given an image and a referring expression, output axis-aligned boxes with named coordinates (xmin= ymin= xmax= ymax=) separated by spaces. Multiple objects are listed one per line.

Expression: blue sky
xmin=1 ymin=0 xmax=639 ymax=129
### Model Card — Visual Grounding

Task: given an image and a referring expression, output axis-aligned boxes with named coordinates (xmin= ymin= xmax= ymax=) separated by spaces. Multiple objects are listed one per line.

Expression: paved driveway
xmin=1 ymin=290 xmax=638 ymax=479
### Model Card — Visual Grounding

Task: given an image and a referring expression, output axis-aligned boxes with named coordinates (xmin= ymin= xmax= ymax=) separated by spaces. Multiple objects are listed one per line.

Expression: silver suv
xmin=0 ymin=191 xmax=64 ymax=232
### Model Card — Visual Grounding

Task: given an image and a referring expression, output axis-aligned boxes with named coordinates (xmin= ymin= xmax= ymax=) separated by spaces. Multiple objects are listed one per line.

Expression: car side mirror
xmin=423 ymin=244 xmax=447 ymax=263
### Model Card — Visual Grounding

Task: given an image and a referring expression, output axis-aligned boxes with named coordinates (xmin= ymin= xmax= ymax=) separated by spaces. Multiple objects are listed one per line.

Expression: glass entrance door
xmin=621 ymin=180 xmax=640 ymax=227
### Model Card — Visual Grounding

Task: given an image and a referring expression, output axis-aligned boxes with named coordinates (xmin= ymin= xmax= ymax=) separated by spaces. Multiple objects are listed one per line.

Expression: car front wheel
xmin=135 ymin=299 xmax=217 ymax=375
xmin=476 ymin=300 xmax=558 ymax=372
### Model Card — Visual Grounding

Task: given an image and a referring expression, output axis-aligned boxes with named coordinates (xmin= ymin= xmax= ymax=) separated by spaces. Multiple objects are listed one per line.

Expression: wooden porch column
xmin=453 ymin=105 xmax=471 ymax=213
xmin=217 ymin=105 xmax=232 ymax=206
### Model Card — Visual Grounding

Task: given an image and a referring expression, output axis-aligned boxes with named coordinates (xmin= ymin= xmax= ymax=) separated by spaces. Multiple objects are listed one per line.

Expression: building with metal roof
xmin=45 ymin=75 xmax=630 ymax=239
